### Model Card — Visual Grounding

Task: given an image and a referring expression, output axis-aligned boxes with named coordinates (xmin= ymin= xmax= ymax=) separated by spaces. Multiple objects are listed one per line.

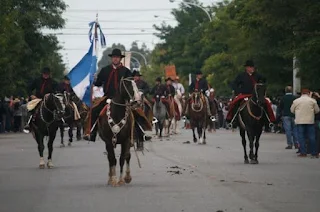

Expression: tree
xmin=0 ymin=0 xmax=67 ymax=97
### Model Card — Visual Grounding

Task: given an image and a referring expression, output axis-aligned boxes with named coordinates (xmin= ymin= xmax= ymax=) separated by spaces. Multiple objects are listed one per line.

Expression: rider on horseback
xmin=23 ymin=67 xmax=58 ymax=133
xmin=226 ymin=60 xmax=275 ymax=127
xmin=133 ymin=71 xmax=150 ymax=94
xmin=150 ymin=77 xmax=166 ymax=98
xmin=83 ymin=49 xmax=151 ymax=142
xmin=184 ymin=71 xmax=213 ymax=118
xmin=56 ymin=76 xmax=81 ymax=121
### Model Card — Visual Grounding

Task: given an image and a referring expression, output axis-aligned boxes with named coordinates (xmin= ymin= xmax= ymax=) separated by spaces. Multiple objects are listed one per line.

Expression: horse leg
xmin=118 ymin=141 xmax=129 ymax=186
xmin=198 ymin=125 xmax=203 ymax=144
xmin=254 ymin=130 xmax=262 ymax=164
xmin=36 ymin=133 xmax=45 ymax=169
xmin=68 ymin=125 xmax=73 ymax=146
xmin=246 ymin=131 xmax=255 ymax=163
xmin=155 ymin=122 xmax=159 ymax=136
xmin=203 ymin=126 xmax=206 ymax=144
xmin=47 ymin=131 xmax=56 ymax=169
xmin=59 ymin=125 xmax=65 ymax=148
xmin=76 ymin=123 xmax=82 ymax=141
xmin=124 ymin=146 xmax=132 ymax=184
xmin=192 ymin=125 xmax=197 ymax=143
xmin=106 ymin=142 xmax=117 ymax=186
xmin=240 ymin=129 xmax=249 ymax=164
xmin=159 ymin=122 xmax=163 ymax=141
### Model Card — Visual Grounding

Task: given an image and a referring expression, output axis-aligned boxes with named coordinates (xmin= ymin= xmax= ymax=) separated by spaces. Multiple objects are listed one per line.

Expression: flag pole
xmin=87 ymin=14 xmax=99 ymax=136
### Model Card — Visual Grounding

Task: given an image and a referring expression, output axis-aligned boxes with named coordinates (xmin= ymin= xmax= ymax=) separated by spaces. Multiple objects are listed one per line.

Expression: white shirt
xmin=173 ymin=82 xmax=185 ymax=94
xmin=93 ymin=86 xmax=104 ymax=98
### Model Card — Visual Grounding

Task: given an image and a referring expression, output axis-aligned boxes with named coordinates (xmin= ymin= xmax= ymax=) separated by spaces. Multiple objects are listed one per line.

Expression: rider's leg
xmin=83 ymin=100 xmax=106 ymax=142
xmin=204 ymin=96 xmax=213 ymax=117
xmin=23 ymin=110 xmax=34 ymax=133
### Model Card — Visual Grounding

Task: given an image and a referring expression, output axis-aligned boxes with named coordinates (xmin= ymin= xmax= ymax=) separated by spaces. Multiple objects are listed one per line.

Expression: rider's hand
xmin=30 ymin=95 xmax=36 ymax=100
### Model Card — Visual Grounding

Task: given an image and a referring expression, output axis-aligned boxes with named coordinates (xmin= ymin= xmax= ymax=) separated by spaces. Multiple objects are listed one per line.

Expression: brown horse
xmin=187 ymin=92 xmax=208 ymax=144
xmin=208 ymin=98 xmax=218 ymax=132
xmin=98 ymin=77 xmax=141 ymax=186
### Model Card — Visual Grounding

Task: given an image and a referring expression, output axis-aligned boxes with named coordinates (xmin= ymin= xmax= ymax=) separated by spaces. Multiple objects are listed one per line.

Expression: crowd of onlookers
xmin=0 ymin=97 xmax=29 ymax=133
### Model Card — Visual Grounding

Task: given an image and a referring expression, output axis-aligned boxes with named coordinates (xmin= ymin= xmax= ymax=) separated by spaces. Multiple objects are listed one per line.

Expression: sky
xmin=51 ymin=0 xmax=217 ymax=70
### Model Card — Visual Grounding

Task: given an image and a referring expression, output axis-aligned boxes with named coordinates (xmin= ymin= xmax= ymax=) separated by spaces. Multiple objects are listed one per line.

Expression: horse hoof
xmin=124 ymin=175 xmax=132 ymax=184
xmin=108 ymin=176 xmax=118 ymax=187
xmin=193 ymin=139 xmax=197 ymax=143
xmin=39 ymin=164 xmax=45 ymax=169
xmin=60 ymin=143 xmax=65 ymax=148
xmin=77 ymin=137 xmax=81 ymax=141
xmin=117 ymin=179 xmax=125 ymax=186
xmin=68 ymin=142 xmax=72 ymax=147
xmin=250 ymin=160 xmax=258 ymax=164
xmin=244 ymin=159 xmax=249 ymax=164
xmin=47 ymin=160 xmax=54 ymax=169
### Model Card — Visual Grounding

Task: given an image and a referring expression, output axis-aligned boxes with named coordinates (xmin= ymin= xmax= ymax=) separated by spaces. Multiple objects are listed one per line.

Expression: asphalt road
xmin=0 ymin=127 xmax=319 ymax=212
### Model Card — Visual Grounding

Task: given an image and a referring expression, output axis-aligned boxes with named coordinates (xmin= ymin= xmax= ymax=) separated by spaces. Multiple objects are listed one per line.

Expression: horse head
xmin=191 ymin=91 xmax=202 ymax=106
xmin=253 ymin=83 xmax=266 ymax=107
xmin=45 ymin=93 xmax=65 ymax=120
xmin=119 ymin=77 xmax=141 ymax=103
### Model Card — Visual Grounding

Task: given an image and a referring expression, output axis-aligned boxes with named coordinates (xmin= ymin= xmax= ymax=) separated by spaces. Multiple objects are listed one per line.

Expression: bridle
xmin=191 ymin=92 xmax=204 ymax=112
xmin=112 ymin=77 xmax=137 ymax=107
xmin=39 ymin=93 xmax=65 ymax=126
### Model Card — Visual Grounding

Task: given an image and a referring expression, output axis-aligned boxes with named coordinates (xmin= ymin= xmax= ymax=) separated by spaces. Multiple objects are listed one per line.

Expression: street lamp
xmin=130 ymin=51 xmax=148 ymax=66
xmin=169 ymin=0 xmax=212 ymax=22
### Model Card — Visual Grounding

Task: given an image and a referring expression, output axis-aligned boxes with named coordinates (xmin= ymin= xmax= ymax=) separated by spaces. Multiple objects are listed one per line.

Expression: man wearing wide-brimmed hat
xmin=226 ymin=60 xmax=275 ymax=127
xmin=184 ymin=70 xmax=213 ymax=118
xmin=23 ymin=67 xmax=58 ymax=133
xmin=84 ymin=48 xmax=132 ymax=142
xmin=133 ymin=71 xmax=150 ymax=94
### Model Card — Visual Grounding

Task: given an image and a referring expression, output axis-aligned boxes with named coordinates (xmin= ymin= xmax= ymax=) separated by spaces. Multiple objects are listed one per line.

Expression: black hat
xmin=108 ymin=48 xmax=125 ymax=58
xmin=64 ymin=76 xmax=70 ymax=80
xmin=42 ymin=67 xmax=51 ymax=74
xmin=244 ymin=60 xmax=255 ymax=67
xmin=165 ymin=77 xmax=172 ymax=81
xmin=195 ymin=70 xmax=203 ymax=75
xmin=156 ymin=77 xmax=162 ymax=82
xmin=132 ymin=70 xmax=142 ymax=77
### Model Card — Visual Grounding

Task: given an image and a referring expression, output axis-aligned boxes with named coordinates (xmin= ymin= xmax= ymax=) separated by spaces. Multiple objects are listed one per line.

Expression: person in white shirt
xmin=172 ymin=76 xmax=185 ymax=96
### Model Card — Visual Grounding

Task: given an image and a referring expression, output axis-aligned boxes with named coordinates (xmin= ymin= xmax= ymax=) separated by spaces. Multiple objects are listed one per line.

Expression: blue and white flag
xmin=67 ymin=39 xmax=97 ymax=106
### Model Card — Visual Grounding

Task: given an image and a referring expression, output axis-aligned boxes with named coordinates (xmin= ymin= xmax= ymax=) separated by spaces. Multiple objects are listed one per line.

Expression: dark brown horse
xmin=239 ymin=83 xmax=267 ymax=164
xmin=98 ymin=77 xmax=141 ymax=186
xmin=187 ymin=92 xmax=208 ymax=144
xmin=30 ymin=93 xmax=65 ymax=168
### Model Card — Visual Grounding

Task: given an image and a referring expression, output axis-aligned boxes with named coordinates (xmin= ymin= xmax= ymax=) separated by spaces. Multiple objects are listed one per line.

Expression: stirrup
xmin=268 ymin=123 xmax=274 ymax=128
xmin=210 ymin=116 xmax=216 ymax=122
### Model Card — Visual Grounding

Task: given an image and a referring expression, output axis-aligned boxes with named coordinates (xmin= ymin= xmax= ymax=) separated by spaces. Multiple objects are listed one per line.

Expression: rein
xmin=191 ymin=93 xmax=204 ymax=112
xmin=39 ymin=94 xmax=63 ymax=126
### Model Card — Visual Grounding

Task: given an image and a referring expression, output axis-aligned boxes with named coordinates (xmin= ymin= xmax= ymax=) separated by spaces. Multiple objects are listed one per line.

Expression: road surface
xmin=0 ymin=128 xmax=319 ymax=212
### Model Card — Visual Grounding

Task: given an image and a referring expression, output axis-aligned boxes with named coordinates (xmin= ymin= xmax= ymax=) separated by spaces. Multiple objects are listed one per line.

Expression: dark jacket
xmin=94 ymin=64 xmax=132 ymax=98
xmin=29 ymin=77 xmax=58 ymax=98
xmin=316 ymin=99 xmax=320 ymax=121
xmin=232 ymin=71 xmax=266 ymax=95
xmin=57 ymin=82 xmax=74 ymax=94
xmin=165 ymin=84 xmax=175 ymax=97
xmin=189 ymin=78 xmax=208 ymax=93
xmin=151 ymin=84 xmax=167 ymax=98
xmin=279 ymin=93 xmax=297 ymax=117
xmin=135 ymin=80 xmax=150 ymax=94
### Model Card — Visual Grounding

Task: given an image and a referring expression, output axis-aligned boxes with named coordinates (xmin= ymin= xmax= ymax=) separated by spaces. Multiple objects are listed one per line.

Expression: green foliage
xmin=0 ymin=0 xmax=66 ymax=97
xmin=152 ymin=0 xmax=320 ymax=97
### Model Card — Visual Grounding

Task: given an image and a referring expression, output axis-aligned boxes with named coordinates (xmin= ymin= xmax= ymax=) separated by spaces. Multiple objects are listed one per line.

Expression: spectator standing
xmin=291 ymin=89 xmax=320 ymax=158
xmin=279 ymin=86 xmax=298 ymax=149
xmin=13 ymin=98 xmax=22 ymax=132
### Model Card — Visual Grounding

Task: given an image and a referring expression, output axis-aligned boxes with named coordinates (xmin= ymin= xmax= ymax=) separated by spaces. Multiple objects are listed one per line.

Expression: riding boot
xmin=23 ymin=115 xmax=33 ymax=133
xmin=204 ymin=97 xmax=212 ymax=119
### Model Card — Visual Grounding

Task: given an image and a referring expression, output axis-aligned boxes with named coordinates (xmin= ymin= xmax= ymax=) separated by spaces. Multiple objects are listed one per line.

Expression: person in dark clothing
xmin=279 ymin=86 xmax=298 ymax=149
xmin=13 ymin=98 xmax=22 ymax=132
xmin=189 ymin=71 xmax=209 ymax=94
xmin=84 ymin=48 xmax=151 ymax=142
xmin=313 ymin=91 xmax=320 ymax=155
xmin=165 ymin=77 xmax=176 ymax=97
xmin=57 ymin=76 xmax=74 ymax=95
xmin=133 ymin=71 xmax=150 ymax=94
xmin=226 ymin=60 xmax=275 ymax=126
xmin=23 ymin=67 xmax=58 ymax=132
xmin=150 ymin=77 xmax=166 ymax=98
xmin=28 ymin=67 xmax=58 ymax=99
xmin=184 ymin=71 xmax=212 ymax=117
